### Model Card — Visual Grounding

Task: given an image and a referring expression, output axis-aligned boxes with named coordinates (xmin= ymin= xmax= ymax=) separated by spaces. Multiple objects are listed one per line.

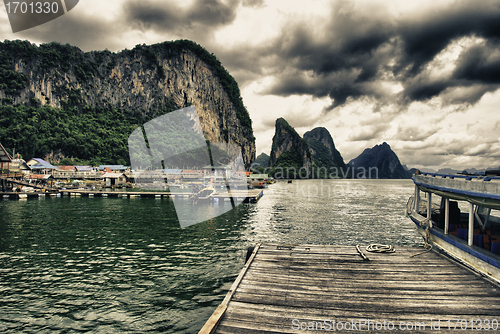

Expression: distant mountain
xmin=435 ymin=167 xmax=500 ymax=175
xmin=418 ymin=168 xmax=437 ymax=173
xmin=253 ymin=152 xmax=270 ymax=168
xmin=347 ymin=142 xmax=411 ymax=179
xmin=303 ymin=127 xmax=346 ymax=175
xmin=436 ymin=168 xmax=463 ymax=175
xmin=269 ymin=118 xmax=311 ymax=178
xmin=408 ymin=166 xmax=500 ymax=175
xmin=408 ymin=168 xmax=420 ymax=176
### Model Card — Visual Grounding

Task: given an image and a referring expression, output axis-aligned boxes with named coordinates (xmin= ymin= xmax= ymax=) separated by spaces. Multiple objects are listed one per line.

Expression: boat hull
xmin=407 ymin=197 xmax=500 ymax=283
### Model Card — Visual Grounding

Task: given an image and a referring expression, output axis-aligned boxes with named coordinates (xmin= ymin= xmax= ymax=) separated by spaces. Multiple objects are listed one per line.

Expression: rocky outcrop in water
xmin=269 ymin=118 xmax=311 ymax=178
xmin=303 ymin=127 xmax=345 ymax=171
xmin=347 ymin=142 xmax=411 ymax=179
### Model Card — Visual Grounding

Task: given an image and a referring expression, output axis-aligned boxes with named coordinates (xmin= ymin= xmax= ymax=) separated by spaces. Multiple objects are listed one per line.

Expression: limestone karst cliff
xmin=0 ymin=40 xmax=255 ymax=168
xmin=269 ymin=118 xmax=311 ymax=178
xmin=303 ymin=127 xmax=345 ymax=172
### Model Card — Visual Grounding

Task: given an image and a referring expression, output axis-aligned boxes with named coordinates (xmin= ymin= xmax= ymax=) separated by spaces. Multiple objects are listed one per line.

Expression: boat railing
xmin=418 ymin=172 xmax=500 ymax=181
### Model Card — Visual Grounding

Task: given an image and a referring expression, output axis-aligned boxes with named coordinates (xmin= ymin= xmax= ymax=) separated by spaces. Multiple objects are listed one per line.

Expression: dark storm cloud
xmin=242 ymin=0 xmax=264 ymax=9
xmin=261 ymin=2 xmax=394 ymax=109
xmin=123 ymin=0 xmax=239 ymax=37
xmin=453 ymin=41 xmax=500 ymax=83
xmin=402 ymin=78 xmax=450 ymax=102
xmin=441 ymin=84 xmax=499 ymax=105
xmin=397 ymin=0 xmax=500 ymax=75
xmin=262 ymin=0 xmax=500 ymax=109
xmin=14 ymin=10 xmax=123 ymax=52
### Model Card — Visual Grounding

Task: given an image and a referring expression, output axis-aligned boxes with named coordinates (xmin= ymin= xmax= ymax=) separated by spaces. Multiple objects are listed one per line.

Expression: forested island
xmin=0 ymin=39 xmax=255 ymax=168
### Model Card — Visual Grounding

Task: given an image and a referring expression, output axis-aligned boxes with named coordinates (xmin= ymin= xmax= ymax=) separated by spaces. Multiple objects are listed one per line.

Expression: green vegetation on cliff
xmin=252 ymin=153 xmax=270 ymax=168
xmin=303 ymin=127 xmax=346 ymax=178
xmin=0 ymin=102 xmax=176 ymax=166
xmin=0 ymin=39 xmax=253 ymax=164
xmin=0 ymin=39 xmax=252 ymax=129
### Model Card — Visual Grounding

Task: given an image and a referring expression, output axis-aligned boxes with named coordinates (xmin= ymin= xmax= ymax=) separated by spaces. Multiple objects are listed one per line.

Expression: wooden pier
xmin=200 ymin=244 xmax=500 ymax=333
xmin=0 ymin=189 xmax=264 ymax=203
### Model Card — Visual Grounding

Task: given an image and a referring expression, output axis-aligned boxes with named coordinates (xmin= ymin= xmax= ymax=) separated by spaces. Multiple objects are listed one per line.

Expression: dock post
xmin=427 ymin=192 xmax=432 ymax=225
xmin=468 ymin=202 xmax=474 ymax=246
xmin=444 ymin=197 xmax=449 ymax=234
xmin=414 ymin=185 xmax=420 ymax=213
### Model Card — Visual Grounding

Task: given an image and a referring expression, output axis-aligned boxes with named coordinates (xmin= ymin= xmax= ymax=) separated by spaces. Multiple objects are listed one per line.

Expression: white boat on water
xmin=190 ymin=186 xmax=216 ymax=202
xmin=406 ymin=170 xmax=500 ymax=283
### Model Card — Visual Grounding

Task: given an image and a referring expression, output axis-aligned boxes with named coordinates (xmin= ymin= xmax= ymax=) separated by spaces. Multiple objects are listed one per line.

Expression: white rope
xmin=355 ymin=245 xmax=370 ymax=261
xmin=366 ymin=244 xmax=395 ymax=253
xmin=410 ymin=243 xmax=432 ymax=258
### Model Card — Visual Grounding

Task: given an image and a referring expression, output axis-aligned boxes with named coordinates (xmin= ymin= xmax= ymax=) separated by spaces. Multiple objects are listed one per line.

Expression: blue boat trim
xmin=409 ymin=216 xmax=500 ymax=271
xmin=420 ymin=172 xmax=480 ymax=180
xmin=413 ymin=178 xmax=500 ymax=201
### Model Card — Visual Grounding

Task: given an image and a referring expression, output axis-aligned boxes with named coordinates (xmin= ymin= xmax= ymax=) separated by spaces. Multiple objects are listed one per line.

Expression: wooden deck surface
xmin=201 ymin=244 xmax=500 ymax=333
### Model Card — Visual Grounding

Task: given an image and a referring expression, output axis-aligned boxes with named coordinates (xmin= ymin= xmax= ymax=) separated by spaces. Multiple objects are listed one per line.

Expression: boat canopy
xmin=413 ymin=173 xmax=500 ymax=210
xmin=416 ymin=184 xmax=500 ymax=210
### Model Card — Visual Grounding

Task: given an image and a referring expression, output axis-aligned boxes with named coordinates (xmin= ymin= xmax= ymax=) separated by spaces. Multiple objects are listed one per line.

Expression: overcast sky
xmin=1 ymin=0 xmax=500 ymax=170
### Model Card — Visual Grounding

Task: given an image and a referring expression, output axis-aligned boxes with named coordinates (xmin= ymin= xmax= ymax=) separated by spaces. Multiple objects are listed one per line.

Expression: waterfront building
xmin=0 ymin=143 xmax=12 ymax=173
xmin=26 ymin=158 xmax=57 ymax=174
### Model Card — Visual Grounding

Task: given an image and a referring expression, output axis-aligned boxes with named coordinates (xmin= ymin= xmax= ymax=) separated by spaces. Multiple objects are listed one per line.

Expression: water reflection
xmin=0 ymin=180 xmax=421 ymax=333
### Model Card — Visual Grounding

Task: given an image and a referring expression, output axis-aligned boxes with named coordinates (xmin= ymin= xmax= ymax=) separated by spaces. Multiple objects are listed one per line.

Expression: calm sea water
xmin=0 ymin=179 xmax=423 ymax=333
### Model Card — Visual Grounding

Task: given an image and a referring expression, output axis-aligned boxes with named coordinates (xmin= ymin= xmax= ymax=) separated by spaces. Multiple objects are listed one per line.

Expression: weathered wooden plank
xmin=257 ymin=244 xmax=435 ymax=257
xmin=217 ymin=317 xmax=487 ymax=334
xmin=225 ymin=300 xmax=499 ymax=323
xmin=233 ymin=285 xmax=500 ymax=305
xmin=203 ymin=245 xmax=500 ymax=334
xmin=230 ymin=292 xmax=500 ymax=315
xmin=199 ymin=244 xmax=260 ymax=334
xmin=249 ymin=260 xmax=472 ymax=272
xmin=232 ymin=282 xmax=500 ymax=304
xmin=236 ymin=282 xmax=499 ymax=299
xmin=245 ymin=266 xmax=477 ymax=279
xmin=246 ymin=266 xmax=485 ymax=280
xmin=254 ymin=253 xmax=453 ymax=263
xmin=215 ymin=324 xmax=284 ymax=334
xmin=239 ymin=276 xmax=490 ymax=290
xmin=221 ymin=302 xmax=498 ymax=333
xmin=253 ymin=255 xmax=455 ymax=265
xmin=236 ymin=278 xmax=493 ymax=292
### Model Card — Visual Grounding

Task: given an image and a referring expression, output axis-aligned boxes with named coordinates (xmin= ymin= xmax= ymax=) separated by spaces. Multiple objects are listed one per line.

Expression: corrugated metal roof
xmin=27 ymin=158 xmax=57 ymax=169
xmin=74 ymin=166 xmax=93 ymax=171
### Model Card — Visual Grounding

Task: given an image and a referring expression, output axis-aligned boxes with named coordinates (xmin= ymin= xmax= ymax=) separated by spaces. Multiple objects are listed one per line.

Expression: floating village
xmin=0 ymin=143 xmax=269 ymax=202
